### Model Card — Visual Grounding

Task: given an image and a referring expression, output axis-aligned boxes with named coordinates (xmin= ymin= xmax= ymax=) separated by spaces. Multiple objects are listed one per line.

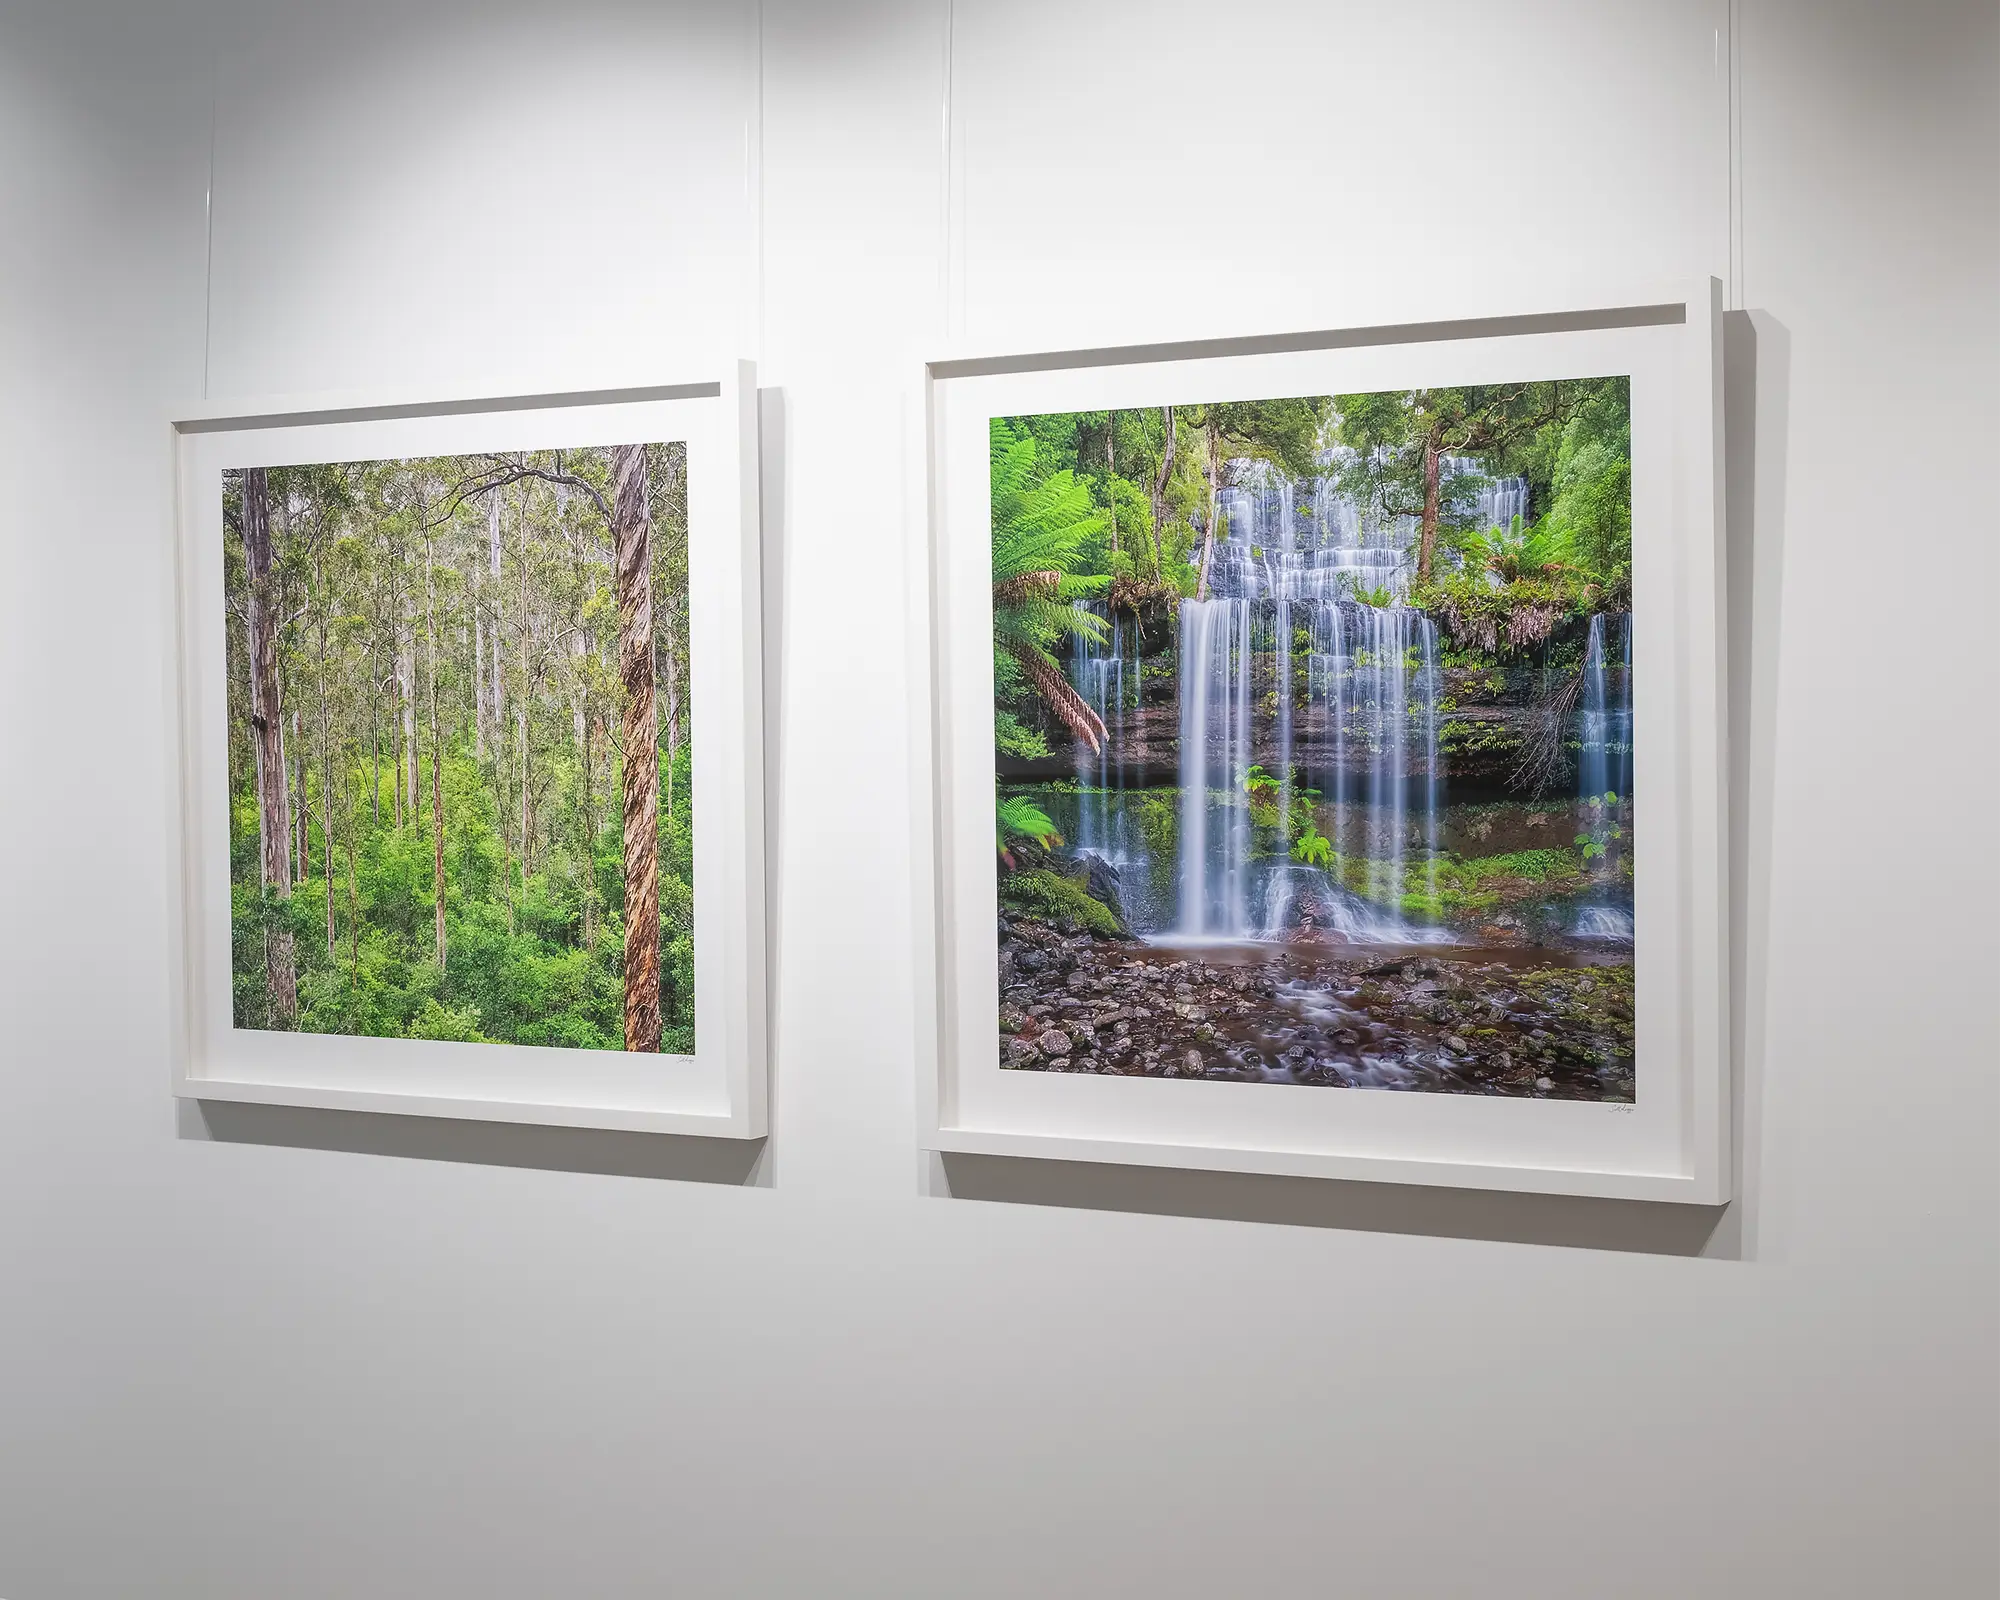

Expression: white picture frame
xmin=169 ymin=369 xmax=767 ymax=1138
xmin=912 ymin=289 xmax=1728 ymax=1203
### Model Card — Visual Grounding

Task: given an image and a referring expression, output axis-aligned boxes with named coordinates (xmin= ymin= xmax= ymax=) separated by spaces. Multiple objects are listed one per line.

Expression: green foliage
xmin=989 ymin=420 xmax=1108 ymax=748
xmin=1538 ymin=379 xmax=1632 ymax=590
xmin=998 ymin=868 xmax=1124 ymax=937
xmin=993 ymin=708 xmax=1051 ymax=760
xmin=996 ymin=795 xmax=1062 ymax=852
xmin=1460 ymin=515 xmax=1578 ymax=583
xmin=1575 ymin=792 xmax=1625 ymax=860
xmin=226 ymin=445 xmax=696 ymax=1053
xmin=1291 ymin=827 xmax=1333 ymax=867
xmin=1127 ymin=790 xmax=1180 ymax=859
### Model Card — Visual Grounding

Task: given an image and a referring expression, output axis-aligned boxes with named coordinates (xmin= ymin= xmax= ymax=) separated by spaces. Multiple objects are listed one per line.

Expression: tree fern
xmin=991 ymin=421 xmax=1109 ymax=751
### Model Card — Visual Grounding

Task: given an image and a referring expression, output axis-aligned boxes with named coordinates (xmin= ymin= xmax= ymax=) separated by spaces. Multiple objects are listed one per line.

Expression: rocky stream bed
xmin=997 ymin=913 xmax=1636 ymax=1101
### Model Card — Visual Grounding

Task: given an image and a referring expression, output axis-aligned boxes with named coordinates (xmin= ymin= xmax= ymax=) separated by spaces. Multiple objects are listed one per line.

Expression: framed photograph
xmin=170 ymin=371 xmax=766 ymax=1136
xmin=914 ymin=290 xmax=1728 ymax=1202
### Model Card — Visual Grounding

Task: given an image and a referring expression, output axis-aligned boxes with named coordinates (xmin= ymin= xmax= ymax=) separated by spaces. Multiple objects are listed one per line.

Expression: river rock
xmin=1005 ymin=1037 xmax=1040 ymax=1067
xmin=1183 ymin=1049 xmax=1204 ymax=1075
xmin=1038 ymin=1029 xmax=1072 ymax=1057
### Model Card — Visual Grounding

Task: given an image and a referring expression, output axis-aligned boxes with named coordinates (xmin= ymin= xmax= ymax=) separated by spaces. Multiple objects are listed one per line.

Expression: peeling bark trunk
xmin=611 ymin=444 xmax=662 ymax=1054
xmin=239 ymin=467 xmax=296 ymax=1025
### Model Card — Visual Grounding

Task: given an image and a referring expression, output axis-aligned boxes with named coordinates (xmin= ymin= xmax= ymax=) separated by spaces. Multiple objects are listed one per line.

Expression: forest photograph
xmin=222 ymin=441 xmax=696 ymax=1056
xmin=990 ymin=376 xmax=1637 ymax=1100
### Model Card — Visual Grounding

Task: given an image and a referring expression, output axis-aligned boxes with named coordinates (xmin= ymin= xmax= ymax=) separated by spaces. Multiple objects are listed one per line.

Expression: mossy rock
xmin=999 ymin=868 xmax=1126 ymax=938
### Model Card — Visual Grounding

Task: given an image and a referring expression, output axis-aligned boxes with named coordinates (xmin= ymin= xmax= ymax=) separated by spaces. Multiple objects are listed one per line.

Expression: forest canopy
xmin=223 ymin=442 xmax=694 ymax=1054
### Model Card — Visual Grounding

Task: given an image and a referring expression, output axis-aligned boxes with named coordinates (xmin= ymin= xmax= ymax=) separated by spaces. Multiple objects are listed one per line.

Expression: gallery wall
xmin=0 ymin=0 xmax=1994 ymax=1594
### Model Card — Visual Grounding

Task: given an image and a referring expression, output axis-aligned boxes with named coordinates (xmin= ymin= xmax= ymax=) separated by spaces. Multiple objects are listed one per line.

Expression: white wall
xmin=1 ymin=0 xmax=1994 ymax=1594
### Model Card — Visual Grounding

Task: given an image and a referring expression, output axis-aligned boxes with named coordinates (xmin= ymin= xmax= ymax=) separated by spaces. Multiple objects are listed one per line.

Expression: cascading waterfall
xmin=1574 ymin=612 xmax=1635 ymax=940
xmin=1068 ymin=601 xmax=1144 ymax=874
xmin=1174 ymin=597 xmax=1255 ymax=937
xmin=1060 ymin=454 xmax=1537 ymax=948
xmin=1172 ymin=585 xmax=1450 ymax=944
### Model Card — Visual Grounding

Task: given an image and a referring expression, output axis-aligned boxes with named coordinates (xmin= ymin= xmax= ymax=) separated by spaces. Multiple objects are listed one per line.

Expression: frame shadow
xmin=937 ymin=1152 xmax=1729 ymax=1255
xmin=179 ymin=1097 xmax=768 ymax=1185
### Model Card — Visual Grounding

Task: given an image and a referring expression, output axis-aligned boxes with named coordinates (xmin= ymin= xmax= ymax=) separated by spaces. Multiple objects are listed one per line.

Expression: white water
xmin=1573 ymin=612 xmax=1635 ymax=942
xmin=1052 ymin=455 xmax=1579 ymax=951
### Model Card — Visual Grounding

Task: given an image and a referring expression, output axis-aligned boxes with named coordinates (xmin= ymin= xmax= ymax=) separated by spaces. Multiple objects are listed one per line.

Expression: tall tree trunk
xmin=403 ymin=633 xmax=419 ymax=821
xmin=345 ymin=761 xmax=360 ymax=980
xmin=319 ymin=670 xmax=334 ymax=954
xmin=489 ymin=493 xmax=505 ymax=731
xmin=391 ymin=646 xmax=403 ymax=831
xmin=1150 ymin=406 xmax=1176 ymax=578
xmin=1195 ymin=419 xmax=1222 ymax=600
xmin=292 ymin=708 xmax=307 ymax=884
xmin=1105 ymin=416 xmax=1118 ymax=558
xmin=478 ymin=494 xmax=499 ymax=760
xmin=370 ymin=663 xmax=381 ymax=826
xmin=517 ymin=495 xmax=533 ymax=877
xmin=473 ymin=608 xmax=486 ymax=761
xmin=239 ymin=467 xmax=296 ymax=1025
xmin=423 ymin=517 xmax=447 ymax=970
xmin=611 ymin=444 xmax=661 ymax=1054
xmin=1417 ymin=430 xmax=1442 ymax=583
xmin=660 ymin=623 xmax=681 ymax=823
xmin=579 ymin=695 xmax=596 ymax=952
xmin=315 ymin=551 xmax=334 ymax=957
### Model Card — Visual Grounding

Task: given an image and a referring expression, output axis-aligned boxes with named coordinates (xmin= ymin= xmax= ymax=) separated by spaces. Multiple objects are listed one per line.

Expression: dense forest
xmin=991 ymin=379 xmax=1640 ymax=1099
xmin=223 ymin=443 xmax=695 ymax=1054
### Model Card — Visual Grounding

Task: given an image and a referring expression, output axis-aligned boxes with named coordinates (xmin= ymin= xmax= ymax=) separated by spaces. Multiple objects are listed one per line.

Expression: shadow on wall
xmin=178 ymin=1098 xmax=769 ymax=1186
xmin=936 ymin=1152 xmax=1730 ymax=1257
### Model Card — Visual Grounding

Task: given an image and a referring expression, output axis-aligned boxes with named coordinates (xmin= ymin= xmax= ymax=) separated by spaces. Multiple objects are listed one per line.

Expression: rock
xmin=1076 ymin=854 xmax=1132 ymax=936
xmin=1038 ymin=1029 xmax=1072 ymax=1057
xmin=1183 ymin=1049 xmax=1204 ymax=1075
xmin=1445 ymin=1035 xmax=1467 ymax=1053
xmin=1005 ymin=1038 xmax=1040 ymax=1067
xmin=1535 ymin=1076 xmax=1554 ymax=1091
xmin=1074 ymin=1056 xmax=1099 ymax=1074
xmin=1016 ymin=949 xmax=1045 ymax=972
xmin=997 ymin=1004 xmax=1027 ymax=1033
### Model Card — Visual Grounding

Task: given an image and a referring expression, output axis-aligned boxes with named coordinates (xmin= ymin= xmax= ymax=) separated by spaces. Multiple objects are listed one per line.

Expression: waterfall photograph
xmin=221 ymin=443 xmax=696 ymax=1055
xmin=991 ymin=377 xmax=1636 ymax=1100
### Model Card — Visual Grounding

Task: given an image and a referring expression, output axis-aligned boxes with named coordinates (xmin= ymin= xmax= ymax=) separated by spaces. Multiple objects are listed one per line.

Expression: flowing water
xmin=1048 ymin=458 xmax=1636 ymax=956
xmin=1058 ymin=459 xmax=1552 ymax=949
xmin=1573 ymin=612 xmax=1635 ymax=940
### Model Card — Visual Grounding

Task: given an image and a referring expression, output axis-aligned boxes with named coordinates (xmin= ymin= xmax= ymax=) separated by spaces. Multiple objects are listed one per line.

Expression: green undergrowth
xmin=999 ymin=868 xmax=1125 ymax=937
